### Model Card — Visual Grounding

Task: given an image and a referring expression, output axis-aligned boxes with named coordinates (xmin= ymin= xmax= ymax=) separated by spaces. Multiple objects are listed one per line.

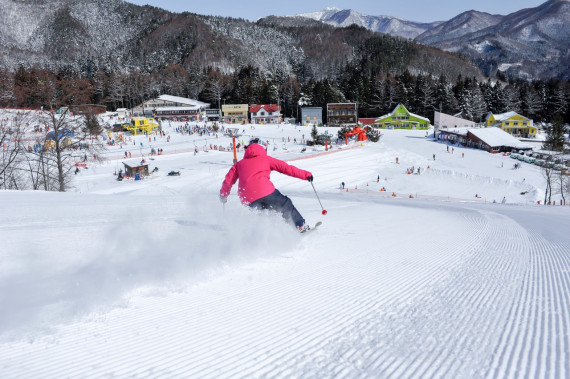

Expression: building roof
xmin=157 ymin=95 xmax=209 ymax=108
xmin=359 ymin=118 xmax=377 ymax=125
xmin=440 ymin=127 xmax=470 ymax=136
xmin=377 ymin=104 xmax=430 ymax=123
xmin=249 ymin=104 xmax=281 ymax=113
xmin=487 ymin=111 xmax=525 ymax=121
xmin=439 ymin=126 xmax=533 ymax=149
xmin=155 ymin=106 xmax=200 ymax=112
xmin=469 ymin=127 xmax=532 ymax=149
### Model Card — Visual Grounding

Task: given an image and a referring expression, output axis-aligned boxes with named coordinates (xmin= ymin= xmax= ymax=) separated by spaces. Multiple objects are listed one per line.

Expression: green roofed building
xmin=374 ymin=104 xmax=430 ymax=130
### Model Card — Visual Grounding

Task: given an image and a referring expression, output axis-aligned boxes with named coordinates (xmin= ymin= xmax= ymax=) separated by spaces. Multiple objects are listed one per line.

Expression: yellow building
xmin=222 ymin=104 xmax=248 ymax=124
xmin=485 ymin=111 xmax=536 ymax=138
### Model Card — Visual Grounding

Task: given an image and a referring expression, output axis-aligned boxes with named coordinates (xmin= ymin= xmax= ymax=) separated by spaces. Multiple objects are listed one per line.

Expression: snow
xmin=497 ymin=62 xmax=522 ymax=71
xmin=157 ymin=95 xmax=210 ymax=108
xmin=468 ymin=127 xmax=533 ymax=149
xmin=1 ymin=114 xmax=569 ymax=377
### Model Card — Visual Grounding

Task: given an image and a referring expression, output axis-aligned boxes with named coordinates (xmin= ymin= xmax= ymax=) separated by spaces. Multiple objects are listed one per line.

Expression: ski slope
xmin=1 ymin=119 xmax=569 ymax=378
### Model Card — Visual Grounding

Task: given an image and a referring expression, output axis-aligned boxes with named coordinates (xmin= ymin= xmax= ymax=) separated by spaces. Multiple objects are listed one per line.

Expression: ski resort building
xmin=434 ymin=111 xmax=477 ymax=130
xmin=205 ymin=109 xmax=222 ymax=121
xmin=222 ymin=104 xmax=248 ymax=124
xmin=249 ymin=104 xmax=282 ymax=124
xmin=301 ymin=107 xmax=323 ymax=126
xmin=122 ymin=161 xmax=149 ymax=180
xmin=438 ymin=127 xmax=532 ymax=154
xmin=131 ymin=95 xmax=210 ymax=120
xmin=374 ymin=104 xmax=430 ymax=130
xmin=326 ymin=103 xmax=358 ymax=126
xmin=485 ymin=111 xmax=536 ymax=138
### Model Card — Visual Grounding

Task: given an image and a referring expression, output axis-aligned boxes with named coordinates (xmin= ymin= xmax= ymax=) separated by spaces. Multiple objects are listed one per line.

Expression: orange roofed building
xmin=249 ymin=104 xmax=282 ymax=124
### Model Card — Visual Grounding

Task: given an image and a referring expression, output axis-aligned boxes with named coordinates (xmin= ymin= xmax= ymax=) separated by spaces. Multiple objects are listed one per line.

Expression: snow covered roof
xmin=157 ymin=95 xmax=209 ymax=108
xmin=488 ymin=111 xmax=523 ymax=121
xmin=440 ymin=126 xmax=533 ymax=149
xmin=377 ymin=104 xmax=430 ymax=123
xmin=155 ymin=106 xmax=200 ymax=112
xmin=469 ymin=127 xmax=532 ymax=149
xmin=440 ymin=127 xmax=470 ymax=136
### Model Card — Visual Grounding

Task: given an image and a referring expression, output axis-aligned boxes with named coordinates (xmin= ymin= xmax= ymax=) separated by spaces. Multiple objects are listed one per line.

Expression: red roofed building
xmin=249 ymin=104 xmax=282 ymax=124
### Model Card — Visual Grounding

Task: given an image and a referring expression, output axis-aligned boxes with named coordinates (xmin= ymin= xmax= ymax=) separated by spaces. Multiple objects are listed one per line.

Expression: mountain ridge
xmin=0 ymin=0 xmax=566 ymax=81
xmin=288 ymin=0 xmax=569 ymax=79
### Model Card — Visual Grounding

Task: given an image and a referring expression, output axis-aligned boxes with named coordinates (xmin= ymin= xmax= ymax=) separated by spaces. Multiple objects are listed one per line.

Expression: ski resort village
xmin=1 ymin=92 xmax=569 ymax=377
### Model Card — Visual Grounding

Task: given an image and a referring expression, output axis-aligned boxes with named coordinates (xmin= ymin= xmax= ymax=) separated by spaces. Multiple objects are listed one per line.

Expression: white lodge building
xmin=131 ymin=95 xmax=210 ymax=120
xmin=249 ymin=104 xmax=282 ymax=124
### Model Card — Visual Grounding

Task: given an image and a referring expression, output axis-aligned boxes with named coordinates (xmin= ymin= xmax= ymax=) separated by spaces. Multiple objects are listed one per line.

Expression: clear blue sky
xmin=127 ymin=0 xmax=546 ymax=22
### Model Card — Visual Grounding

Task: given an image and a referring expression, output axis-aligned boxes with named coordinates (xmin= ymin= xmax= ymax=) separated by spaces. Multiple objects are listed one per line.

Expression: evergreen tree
xmin=434 ymin=74 xmax=457 ymax=115
xmin=543 ymin=114 xmax=566 ymax=152
xmin=311 ymin=124 xmax=318 ymax=141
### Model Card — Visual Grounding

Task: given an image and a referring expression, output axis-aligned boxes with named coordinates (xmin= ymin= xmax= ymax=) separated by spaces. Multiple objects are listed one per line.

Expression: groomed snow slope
xmin=1 ymin=121 xmax=569 ymax=378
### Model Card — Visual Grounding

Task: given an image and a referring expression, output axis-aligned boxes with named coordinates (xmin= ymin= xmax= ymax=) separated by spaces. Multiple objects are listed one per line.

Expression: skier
xmin=219 ymin=138 xmax=313 ymax=232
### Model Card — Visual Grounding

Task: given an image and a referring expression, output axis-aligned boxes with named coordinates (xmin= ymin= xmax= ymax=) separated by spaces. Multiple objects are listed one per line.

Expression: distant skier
xmin=219 ymin=138 xmax=313 ymax=232
xmin=501 ymin=196 xmax=506 ymax=204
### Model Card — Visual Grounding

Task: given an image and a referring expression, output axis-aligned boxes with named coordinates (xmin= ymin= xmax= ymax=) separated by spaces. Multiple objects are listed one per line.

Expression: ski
xmin=302 ymin=221 xmax=322 ymax=233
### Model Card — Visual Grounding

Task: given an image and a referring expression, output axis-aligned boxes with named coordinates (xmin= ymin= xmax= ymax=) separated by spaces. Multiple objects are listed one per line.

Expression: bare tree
xmin=554 ymin=152 xmax=569 ymax=205
xmin=41 ymin=108 xmax=105 ymax=192
xmin=542 ymin=159 xmax=554 ymax=204
xmin=0 ymin=111 xmax=29 ymax=189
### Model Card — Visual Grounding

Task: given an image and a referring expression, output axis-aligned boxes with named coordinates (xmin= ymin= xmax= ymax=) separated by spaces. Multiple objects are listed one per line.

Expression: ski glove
xmin=219 ymin=194 xmax=227 ymax=204
xmin=307 ymin=175 xmax=314 ymax=182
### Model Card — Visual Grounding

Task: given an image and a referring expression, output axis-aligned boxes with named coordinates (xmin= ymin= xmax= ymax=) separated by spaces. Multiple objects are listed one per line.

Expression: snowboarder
xmin=219 ymin=138 xmax=313 ymax=232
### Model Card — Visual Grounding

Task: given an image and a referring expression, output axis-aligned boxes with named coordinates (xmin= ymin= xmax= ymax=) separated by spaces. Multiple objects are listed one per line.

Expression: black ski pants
xmin=249 ymin=189 xmax=304 ymax=227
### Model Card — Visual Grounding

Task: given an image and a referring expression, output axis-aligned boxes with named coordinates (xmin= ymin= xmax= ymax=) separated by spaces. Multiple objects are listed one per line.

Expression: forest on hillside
xmin=1 ymin=61 xmax=568 ymax=125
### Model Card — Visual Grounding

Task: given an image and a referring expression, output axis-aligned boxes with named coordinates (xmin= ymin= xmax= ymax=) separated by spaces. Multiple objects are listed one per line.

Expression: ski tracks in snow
xmin=289 ymin=204 xmax=569 ymax=378
xmin=0 ymin=202 xmax=569 ymax=378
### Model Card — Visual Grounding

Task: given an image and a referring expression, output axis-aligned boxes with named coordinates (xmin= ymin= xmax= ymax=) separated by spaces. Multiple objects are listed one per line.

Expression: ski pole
xmin=310 ymin=181 xmax=328 ymax=215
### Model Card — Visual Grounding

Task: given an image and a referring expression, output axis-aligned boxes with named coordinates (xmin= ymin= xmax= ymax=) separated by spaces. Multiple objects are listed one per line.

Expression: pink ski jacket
xmin=220 ymin=143 xmax=312 ymax=205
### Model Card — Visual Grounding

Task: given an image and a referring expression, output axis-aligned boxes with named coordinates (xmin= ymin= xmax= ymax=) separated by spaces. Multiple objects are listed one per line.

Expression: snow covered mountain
xmin=414 ymin=11 xmax=505 ymax=45
xmin=0 ymin=0 xmax=483 ymax=83
xmin=295 ymin=7 xmax=440 ymax=39
xmin=291 ymin=0 xmax=570 ymax=79
xmin=0 ymin=0 xmax=566 ymax=80
xmin=415 ymin=0 xmax=570 ymax=79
